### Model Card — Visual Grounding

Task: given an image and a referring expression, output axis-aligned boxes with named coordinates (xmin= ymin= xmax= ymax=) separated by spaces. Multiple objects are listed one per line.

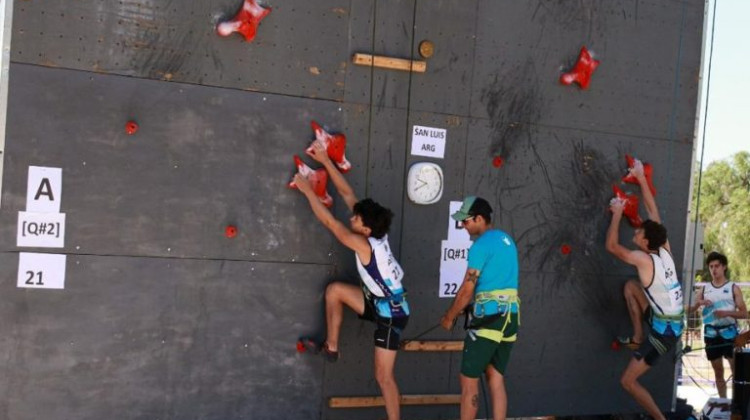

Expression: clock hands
xmin=407 ymin=162 xmax=443 ymax=205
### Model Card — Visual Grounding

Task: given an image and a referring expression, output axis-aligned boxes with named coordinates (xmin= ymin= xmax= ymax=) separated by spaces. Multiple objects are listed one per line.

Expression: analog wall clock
xmin=406 ymin=162 xmax=444 ymax=205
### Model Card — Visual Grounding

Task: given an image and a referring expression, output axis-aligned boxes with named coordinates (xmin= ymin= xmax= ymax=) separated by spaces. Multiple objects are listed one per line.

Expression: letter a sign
xmin=26 ymin=166 xmax=62 ymax=213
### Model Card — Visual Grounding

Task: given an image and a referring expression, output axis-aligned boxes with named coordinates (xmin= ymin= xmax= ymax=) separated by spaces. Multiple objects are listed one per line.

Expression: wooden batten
xmin=401 ymin=340 xmax=463 ymax=352
xmin=329 ymin=394 xmax=461 ymax=408
xmin=352 ymin=53 xmax=427 ymax=73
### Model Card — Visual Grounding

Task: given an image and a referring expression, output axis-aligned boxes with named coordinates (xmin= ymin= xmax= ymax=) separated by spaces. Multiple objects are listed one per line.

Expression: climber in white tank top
xmin=293 ymin=140 xmax=408 ymax=420
xmin=605 ymin=158 xmax=683 ymax=420
xmin=642 ymin=247 xmax=683 ymax=335
xmin=688 ymin=251 xmax=747 ymax=398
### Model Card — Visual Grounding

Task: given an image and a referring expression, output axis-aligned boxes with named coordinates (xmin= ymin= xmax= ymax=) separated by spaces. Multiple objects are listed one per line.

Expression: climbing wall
xmin=0 ymin=1 xmax=704 ymax=419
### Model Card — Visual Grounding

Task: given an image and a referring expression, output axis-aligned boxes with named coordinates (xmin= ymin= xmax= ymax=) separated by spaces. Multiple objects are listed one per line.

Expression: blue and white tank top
xmin=644 ymin=247 xmax=684 ymax=336
xmin=355 ymin=235 xmax=409 ymax=318
xmin=702 ymin=281 xmax=738 ymax=339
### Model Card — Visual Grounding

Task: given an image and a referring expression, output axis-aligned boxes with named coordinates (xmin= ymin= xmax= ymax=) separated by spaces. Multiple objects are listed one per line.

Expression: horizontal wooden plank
xmin=401 ymin=340 xmax=464 ymax=351
xmin=352 ymin=53 xmax=427 ymax=73
xmin=329 ymin=394 xmax=461 ymax=408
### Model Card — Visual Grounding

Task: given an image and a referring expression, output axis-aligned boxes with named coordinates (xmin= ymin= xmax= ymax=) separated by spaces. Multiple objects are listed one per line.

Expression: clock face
xmin=407 ymin=162 xmax=444 ymax=205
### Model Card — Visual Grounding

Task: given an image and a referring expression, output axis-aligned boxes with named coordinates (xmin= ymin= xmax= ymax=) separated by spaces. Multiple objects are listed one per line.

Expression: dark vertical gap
xmin=461 ymin=0 xmax=482 ymax=198
xmin=396 ymin=0 xmax=420 ymax=257
xmin=364 ymin=0 xmax=378 ymax=198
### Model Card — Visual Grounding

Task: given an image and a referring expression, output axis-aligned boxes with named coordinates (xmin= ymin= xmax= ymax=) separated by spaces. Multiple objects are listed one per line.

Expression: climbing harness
xmin=465 ymin=289 xmax=520 ymax=343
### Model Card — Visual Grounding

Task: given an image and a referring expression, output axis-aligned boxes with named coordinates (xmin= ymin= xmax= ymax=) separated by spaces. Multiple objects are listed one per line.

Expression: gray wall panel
xmin=504 ymin=271 xmax=676 ymax=417
xmin=409 ymin=1 xmax=477 ymax=116
xmin=363 ymin=106 xmax=409 ymax=256
xmin=367 ymin=0 xmax=417 ymax=112
xmin=343 ymin=0 xmax=376 ymax=106
xmin=0 ymin=252 xmax=329 ymax=420
xmin=469 ymin=0 xmax=702 ymax=142
xmin=12 ymin=0 xmax=350 ymax=100
xmin=464 ymin=119 xmax=694 ymax=279
xmin=0 ymin=64 xmax=351 ymax=264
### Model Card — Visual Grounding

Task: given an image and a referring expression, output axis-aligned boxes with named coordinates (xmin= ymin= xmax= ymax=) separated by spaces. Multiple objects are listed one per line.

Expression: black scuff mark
xmin=535 ymin=140 xmax=622 ymax=287
xmin=532 ymin=1 xmax=544 ymax=22
xmin=533 ymin=1 xmax=603 ymax=38
xmin=480 ymin=59 xmax=542 ymax=164
xmin=377 ymin=77 xmax=387 ymax=111
xmin=528 ymin=132 xmax=557 ymax=203
xmin=534 ymin=140 xmax=630 ymax=338
xmin=635 ymin=0 xmax=640 ymax=24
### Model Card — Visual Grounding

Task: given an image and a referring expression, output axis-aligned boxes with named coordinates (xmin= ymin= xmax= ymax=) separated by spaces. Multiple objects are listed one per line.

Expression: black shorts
xmin=359 ymin=294 xmax=409 ymax=350
xmin=705 ymin=335 xmax=735 ymax=361
xmin=634 ymin=330 xmax=680 ymax=366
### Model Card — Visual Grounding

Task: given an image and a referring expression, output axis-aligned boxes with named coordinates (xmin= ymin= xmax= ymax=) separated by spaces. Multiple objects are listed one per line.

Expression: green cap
xmin=451 ymin=196 xmax=493 ymax=221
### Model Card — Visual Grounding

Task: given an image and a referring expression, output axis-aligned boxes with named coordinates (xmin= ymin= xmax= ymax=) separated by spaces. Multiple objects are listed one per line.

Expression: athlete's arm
xmin=735 ymin=285 xmax=749 ymax=318
xmin=606 ymin=202 xmax=653 ymax=284
xmin=294 ymin=173 xmax=369 ymax=256
xmin=309 ymin=141 xmax=358 ymax=212
xmin=716 ymin=284 xmax=748 ymax=319
xmin=686 ymin=287 xmax=709 ymax=313
xmin=631 ymin=159 xmax=660 ymax=223
xmin=606 ymin=203 xmax=639 ymax=265
xmin=440 ymin=268 xmax=479 ymax=331
xmin=631 ymin=159 xmax=671 ymax=252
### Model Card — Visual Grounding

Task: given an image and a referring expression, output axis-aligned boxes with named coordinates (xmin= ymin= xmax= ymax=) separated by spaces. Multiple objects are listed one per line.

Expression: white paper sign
xmin=439 ymin=240 xmax=473 ymax=297
xmin=17 ymin=252 xmax=67 ymax=289
xmin=411 ymin=125 xmax=446 ymax=158
xmin=447 ymin=201 xmax=471 ymax=241
xmin=26 ymin=166 xmax=62 ymax=213
xmin=17 ymin=211 xmax=66 ymax=248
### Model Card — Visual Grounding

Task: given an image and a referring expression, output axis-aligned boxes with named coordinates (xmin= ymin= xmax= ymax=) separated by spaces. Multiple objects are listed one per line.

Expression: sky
xmin=696 ymin=0 xmax=750 ymax=167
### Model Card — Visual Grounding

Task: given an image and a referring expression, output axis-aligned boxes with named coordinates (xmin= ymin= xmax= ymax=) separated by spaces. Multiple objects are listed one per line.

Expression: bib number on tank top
xmin=667 ymin=282 xmax=683 ymax=311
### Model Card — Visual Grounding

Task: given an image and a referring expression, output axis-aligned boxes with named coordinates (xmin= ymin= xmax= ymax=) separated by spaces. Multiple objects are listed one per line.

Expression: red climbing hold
xmin=560 ymin=244 xmax=571 ymax=255
xmin=560 ymin=46 xmax=600 ymax=90
xmin=125 ymin=120 xmax=139 ymax=135
xmin=216 ymin=0 xmax=271 ymax=43
xmin=307 ymin=121 xmax=351 ymax=173
xmin=296 ymin=340 xmax=306 ymax=353
xmin=622 ymin=154 xmax=657 ymax=196
xmin=225 ymin=225 xmax=238 ymax=238
xmin=611 ymin=185 xmax=642 ymax=228
xmin=611 ymin=339 xmax=621 ymax=351
xmin=288 ymin=155 xmax=333 ymax=208
xmin=492 ymin=156 xmax=504 ymax=168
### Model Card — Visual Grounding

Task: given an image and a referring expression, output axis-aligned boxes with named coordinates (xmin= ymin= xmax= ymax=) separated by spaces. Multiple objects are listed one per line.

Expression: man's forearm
xmin=445 ymin=285 xmax=473 ymax=321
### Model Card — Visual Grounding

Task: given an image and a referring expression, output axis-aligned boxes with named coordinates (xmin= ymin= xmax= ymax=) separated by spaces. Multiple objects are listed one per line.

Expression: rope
xmin=398 ymin=323 xmax=444 ymax=348
xmin=676 ymin=341 xmax=734 ymax=358
xmin=686 ymin=0 xmax=719 ymax=349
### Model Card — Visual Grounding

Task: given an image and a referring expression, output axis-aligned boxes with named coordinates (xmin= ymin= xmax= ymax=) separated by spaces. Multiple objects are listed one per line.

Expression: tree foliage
xmin=692 ymin=151 xmax=750 ymax=280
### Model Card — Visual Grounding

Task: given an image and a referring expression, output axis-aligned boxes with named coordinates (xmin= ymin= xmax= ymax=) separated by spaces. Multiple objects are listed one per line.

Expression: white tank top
xmin=644 ymin=247 xmax=683 ymax=317
xmin=355 ymin=235 xmax=405 ymax=297
xmin=702 ymin=281 xmax=737 ymax=328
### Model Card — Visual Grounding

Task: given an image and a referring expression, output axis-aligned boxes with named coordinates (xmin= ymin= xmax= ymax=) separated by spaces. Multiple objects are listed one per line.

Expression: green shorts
xmin=461 ymin=312 xmax=518 ymax=378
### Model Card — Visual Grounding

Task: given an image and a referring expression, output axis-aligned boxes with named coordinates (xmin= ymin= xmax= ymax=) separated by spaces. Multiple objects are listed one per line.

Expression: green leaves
xmin=693 ymin=152 xmax=750 ymax=279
